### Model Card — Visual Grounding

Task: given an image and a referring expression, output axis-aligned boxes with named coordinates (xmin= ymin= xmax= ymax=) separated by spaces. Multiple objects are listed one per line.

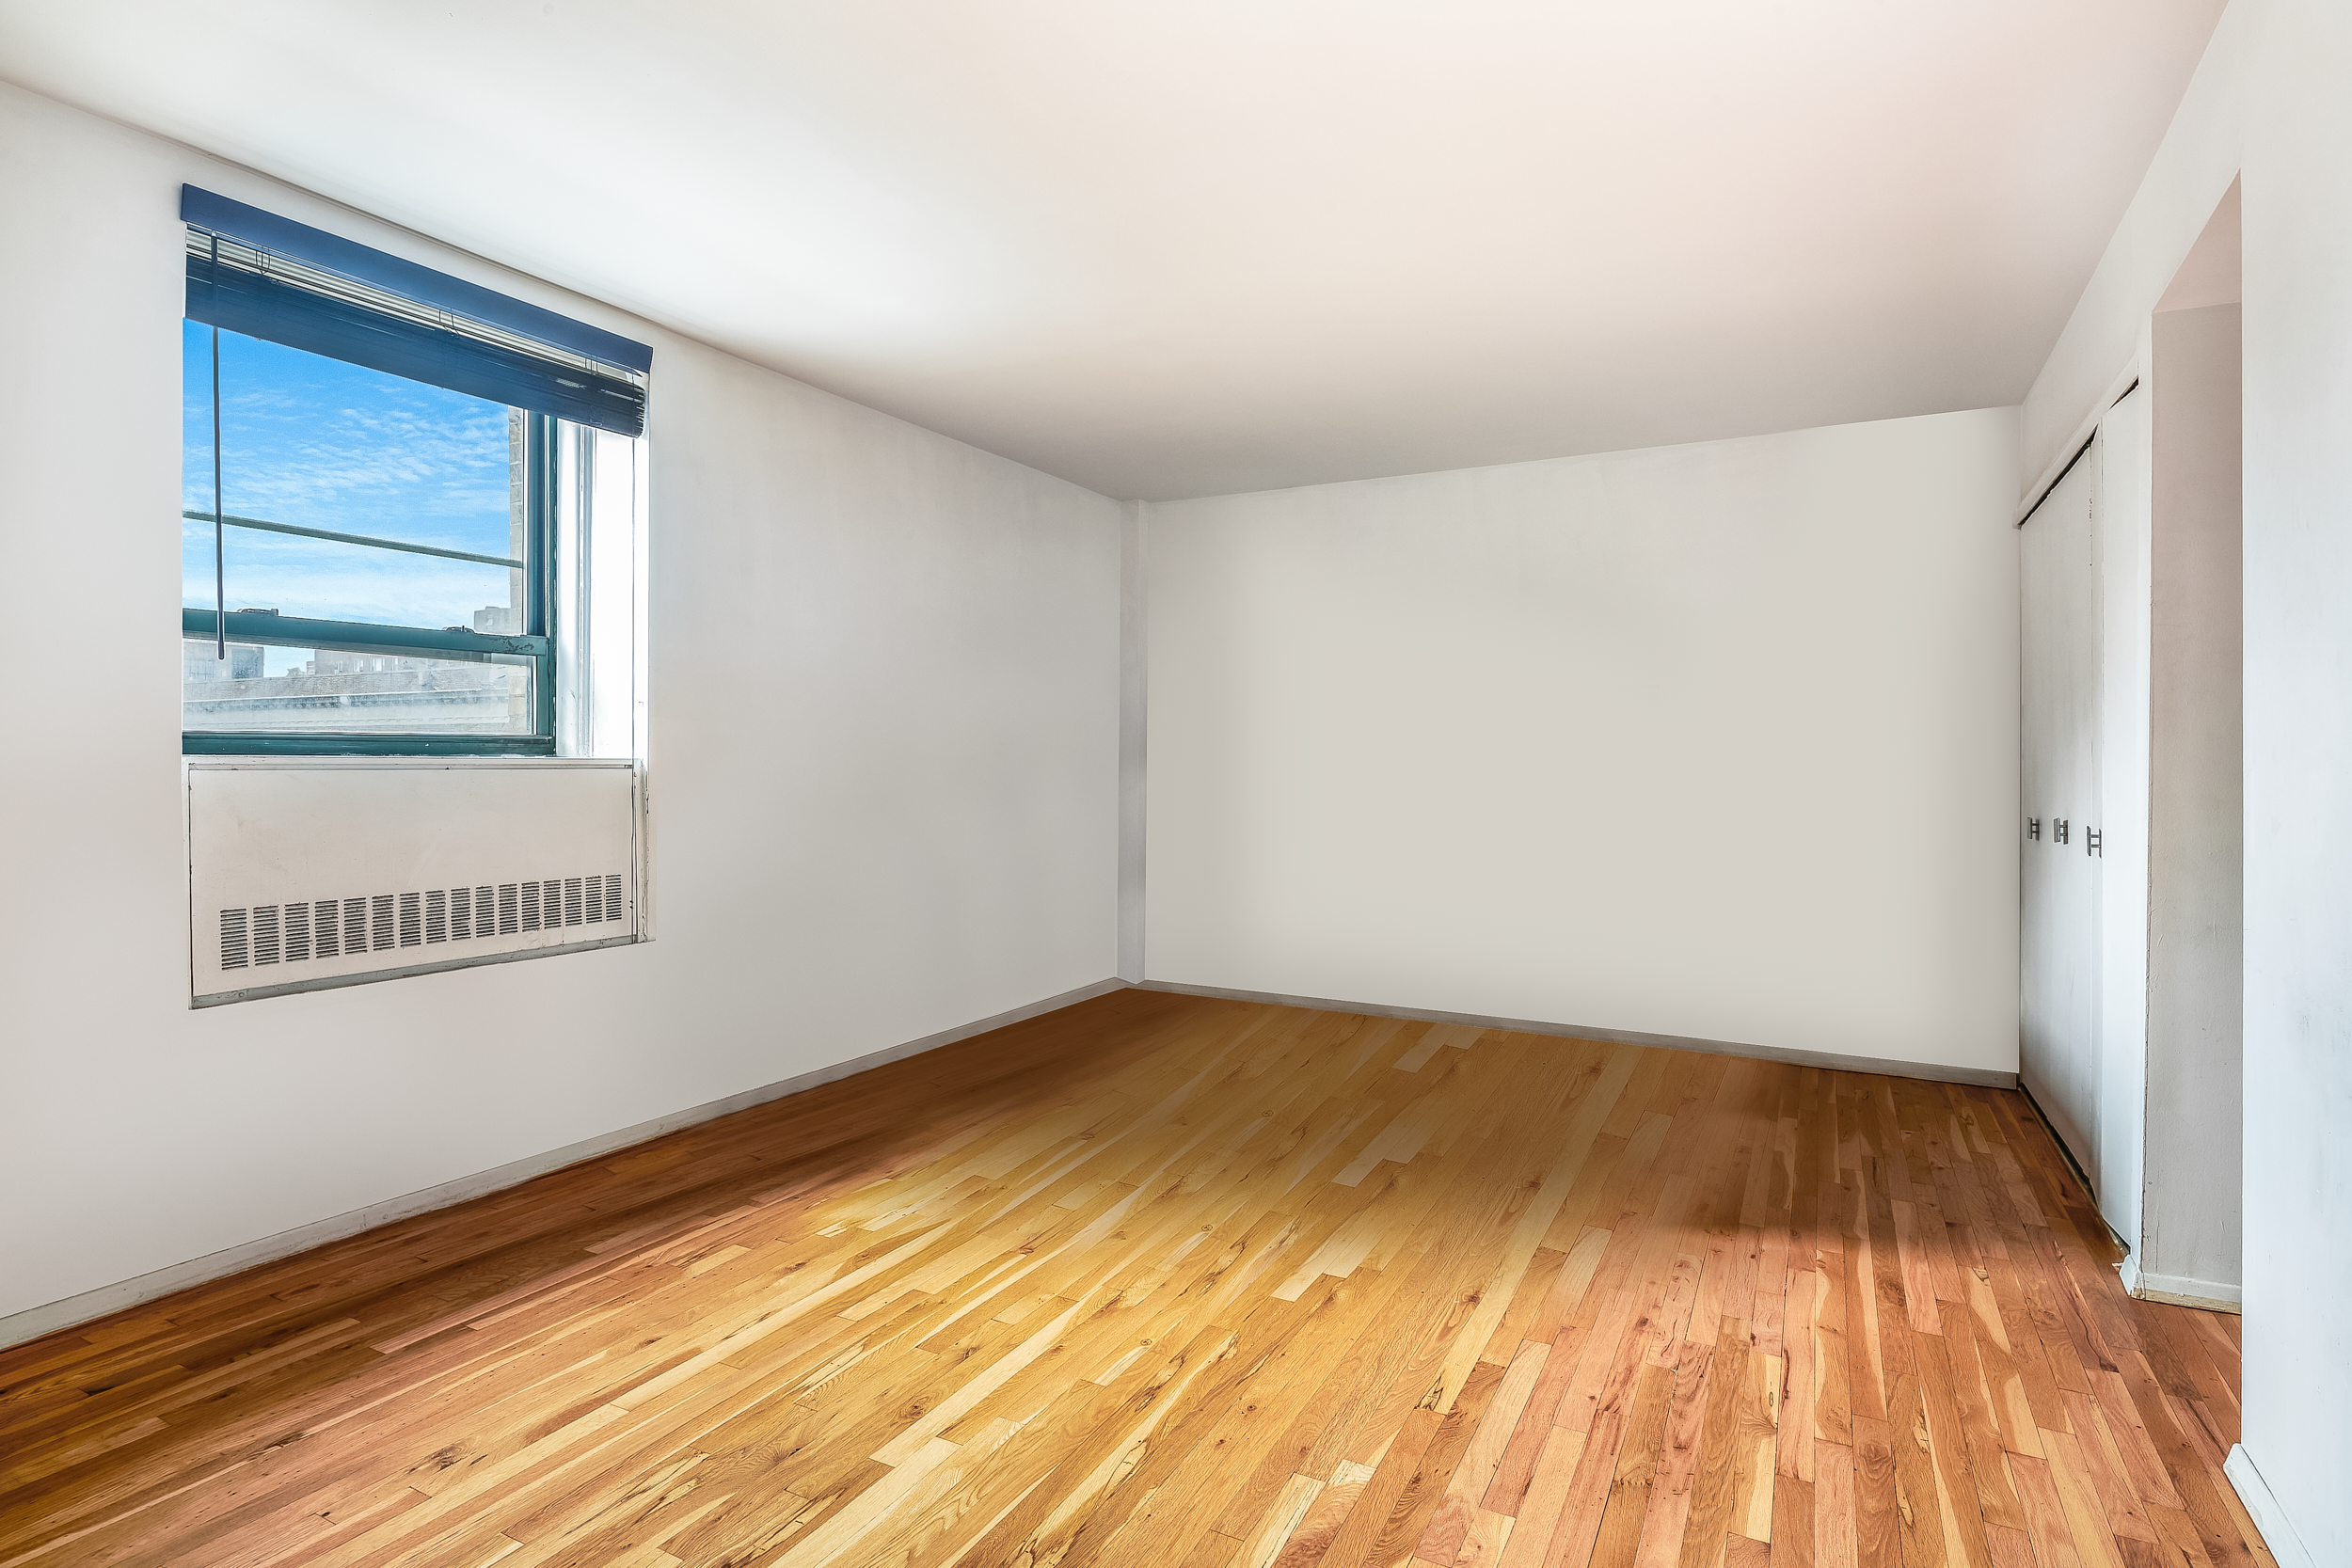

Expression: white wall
xmin=2021 ymin=1 xmax=2352 ymax=1556
xmin=1144 ymin=408 xmax=2022 ymax=1074
xmin=2240 ymin=2 xmax=2352 ymax=1556
xmin=0 ymin=83 xmax=1120 ymax=1328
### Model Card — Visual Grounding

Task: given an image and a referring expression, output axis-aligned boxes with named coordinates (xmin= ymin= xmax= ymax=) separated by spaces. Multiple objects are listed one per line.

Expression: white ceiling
xmin=0 ymin=1 xmax=2224 ymax=499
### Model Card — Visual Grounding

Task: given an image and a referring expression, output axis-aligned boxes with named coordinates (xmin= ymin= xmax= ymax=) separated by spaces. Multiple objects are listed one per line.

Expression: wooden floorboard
xmin=0 ymin=990 xmax=2274 ymax=1568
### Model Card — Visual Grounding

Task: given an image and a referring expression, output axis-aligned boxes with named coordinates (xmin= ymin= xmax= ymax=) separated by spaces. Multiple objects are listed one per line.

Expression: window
xmin=179 ymin=187 xmax=649 ymax=756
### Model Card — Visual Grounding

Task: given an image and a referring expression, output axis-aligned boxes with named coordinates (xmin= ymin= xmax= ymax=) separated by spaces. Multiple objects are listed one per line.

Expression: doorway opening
xmin=2016 ymin=177 xmax=2241 ymax=1314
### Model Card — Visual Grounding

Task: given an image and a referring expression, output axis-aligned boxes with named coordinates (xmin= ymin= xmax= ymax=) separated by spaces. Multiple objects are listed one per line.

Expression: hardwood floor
xmin=0 ymin=990 xmax=2271 ymax=1568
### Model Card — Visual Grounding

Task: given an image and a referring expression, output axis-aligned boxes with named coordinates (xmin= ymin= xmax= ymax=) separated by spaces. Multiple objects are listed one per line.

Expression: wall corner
xmin=1118 ymin=499 xmax=1148 ymax=982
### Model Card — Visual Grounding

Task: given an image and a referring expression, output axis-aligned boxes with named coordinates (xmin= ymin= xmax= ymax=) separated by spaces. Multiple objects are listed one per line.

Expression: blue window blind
xmin=181 ymin=186 xmax=649 ymax=437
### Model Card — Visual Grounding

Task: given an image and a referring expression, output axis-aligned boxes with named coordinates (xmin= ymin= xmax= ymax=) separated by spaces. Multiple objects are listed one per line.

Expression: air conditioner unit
xmin=186 ymin=757 xmax=643 ymax=1006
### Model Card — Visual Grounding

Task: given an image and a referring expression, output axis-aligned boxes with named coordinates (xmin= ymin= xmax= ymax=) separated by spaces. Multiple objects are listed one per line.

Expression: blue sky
xmin=182 ymin=324 xmax=518 ymax=646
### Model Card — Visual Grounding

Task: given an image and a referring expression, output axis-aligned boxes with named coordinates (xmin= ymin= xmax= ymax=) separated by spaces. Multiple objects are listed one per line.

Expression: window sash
xmin=178 ymin=608 xmax=550 ymax=662
xmin=183 ymin=509 xmax=525 ymax=571
xmin=182 ymin=733 xmax=559 ymax=757
xmin=183 ymin=415 xmax=563 ymax=756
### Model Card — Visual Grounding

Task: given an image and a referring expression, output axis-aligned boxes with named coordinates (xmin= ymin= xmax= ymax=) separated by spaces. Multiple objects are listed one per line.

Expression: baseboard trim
xmin=1135 ymin=981 xmax=2017 ymax=1088
xmin=2226 ymin=1445 xmax=2313 ymax=1568
xmin=2121 ymin=1256 xmax=2242 ymax=1313
xmin=0 ymin=976 xmax=1126 ymax=1352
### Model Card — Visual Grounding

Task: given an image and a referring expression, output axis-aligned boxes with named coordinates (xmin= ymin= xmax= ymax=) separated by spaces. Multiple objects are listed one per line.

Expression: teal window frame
xmin=182 ymin=413 xmax=563 ymax=758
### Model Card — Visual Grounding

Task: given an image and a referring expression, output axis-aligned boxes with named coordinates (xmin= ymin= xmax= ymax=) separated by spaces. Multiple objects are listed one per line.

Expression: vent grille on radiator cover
xmin=218 ymin=872 xmax=627 ymax=972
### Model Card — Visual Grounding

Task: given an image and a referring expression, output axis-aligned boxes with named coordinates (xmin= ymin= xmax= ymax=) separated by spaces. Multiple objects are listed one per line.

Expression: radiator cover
xmin=186 ymin=757 xmax=642 ymax=1006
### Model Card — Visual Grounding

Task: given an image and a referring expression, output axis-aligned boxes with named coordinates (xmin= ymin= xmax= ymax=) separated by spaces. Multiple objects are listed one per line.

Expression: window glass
xmin=181 ymin=323 xmax=526 ymax=635
xmin=181 ymin=641 xmax=537 ymax=736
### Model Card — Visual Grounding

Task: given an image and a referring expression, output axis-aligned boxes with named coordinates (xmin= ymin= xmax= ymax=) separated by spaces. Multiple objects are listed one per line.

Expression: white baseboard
xmin=1136 ymin=980 xmax=2017 ymax=1089
xmin=2226 ymin=1445 xmax=2315 ymax=1568
xmin=2120 ymin=1255 xmax=2242 ymax=1313
xmin=0 ymin=976 xmax=1126 ymax=1352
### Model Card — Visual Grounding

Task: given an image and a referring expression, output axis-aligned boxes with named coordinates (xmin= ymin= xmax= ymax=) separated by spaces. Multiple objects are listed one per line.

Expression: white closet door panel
xmin=2020 ymin=439 xmax=2104 ymax=1190
xmin=2094 ymin=385 xmax=2153 ymax=1245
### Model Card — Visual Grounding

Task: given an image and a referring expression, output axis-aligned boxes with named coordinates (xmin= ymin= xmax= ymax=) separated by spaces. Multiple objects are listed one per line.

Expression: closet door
xmin=2019 ymin=439 xmax=2104 ymax=1190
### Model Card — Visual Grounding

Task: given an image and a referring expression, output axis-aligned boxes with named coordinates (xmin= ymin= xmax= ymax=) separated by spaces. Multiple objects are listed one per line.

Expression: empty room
xmin=0 ymin=2 xmax=2345 ymax=1566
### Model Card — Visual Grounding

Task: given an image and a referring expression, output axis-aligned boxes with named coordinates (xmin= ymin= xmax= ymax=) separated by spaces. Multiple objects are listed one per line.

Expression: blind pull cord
xmin=211 ymin=235 xmax=226 ymax=658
